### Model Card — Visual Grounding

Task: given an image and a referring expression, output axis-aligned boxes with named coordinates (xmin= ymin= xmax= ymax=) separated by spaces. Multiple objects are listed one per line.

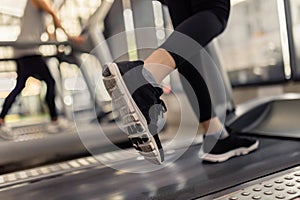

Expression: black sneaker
xmin=102 ymin=61 xmax=167 ymax=165
xmin=200 ymin=134 xmax=259 ymax=162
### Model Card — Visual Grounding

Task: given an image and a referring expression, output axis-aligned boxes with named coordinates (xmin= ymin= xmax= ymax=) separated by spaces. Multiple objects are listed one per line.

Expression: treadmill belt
xmin=0 ymin=137 xmax=299 ymax=200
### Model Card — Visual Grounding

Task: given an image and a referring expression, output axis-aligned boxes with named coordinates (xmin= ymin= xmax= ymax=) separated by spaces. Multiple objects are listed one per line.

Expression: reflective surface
xmin=218 ymin=0 xmax=285 ymax=86
xmin=290 ymin=0 xmax=300 ymax=80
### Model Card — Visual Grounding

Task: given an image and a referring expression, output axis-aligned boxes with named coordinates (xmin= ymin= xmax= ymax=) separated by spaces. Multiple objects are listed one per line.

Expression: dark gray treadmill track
xmin=0 ymin=137 xmax=299 ymax=200
xmin=0 ymin=122 xmax=126 ymax=174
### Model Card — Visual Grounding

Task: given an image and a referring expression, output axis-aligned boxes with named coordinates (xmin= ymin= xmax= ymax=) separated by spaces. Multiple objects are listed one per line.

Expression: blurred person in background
xmin=0 ymin=0 xmax=84 ymax=135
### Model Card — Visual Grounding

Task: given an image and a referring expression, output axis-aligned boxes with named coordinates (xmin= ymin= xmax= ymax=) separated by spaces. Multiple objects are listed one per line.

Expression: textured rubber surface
xmin=215 ymin=167 xmax=300 ymax=200
xmin=103 ymin=63 xmax=163 ymax=165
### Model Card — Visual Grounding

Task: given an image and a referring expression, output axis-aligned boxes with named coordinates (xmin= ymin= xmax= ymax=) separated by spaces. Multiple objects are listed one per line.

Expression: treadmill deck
xmin=0 ymin=137 xmax=299 ymax=200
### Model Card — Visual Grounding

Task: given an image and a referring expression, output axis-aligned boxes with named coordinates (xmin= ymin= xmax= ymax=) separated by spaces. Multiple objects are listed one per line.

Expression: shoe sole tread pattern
xmin=201 ymin=140 xmax=259 ymax=163
xmin=103 ymin=63 xmax=163 ymax=165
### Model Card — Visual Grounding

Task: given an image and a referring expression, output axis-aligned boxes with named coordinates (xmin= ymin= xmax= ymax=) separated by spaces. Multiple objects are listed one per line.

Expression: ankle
xmin=0 ymin=118 xmax=4 ymax=126
xmin=51 ymin=117 xmax=58 ymax=123
xmin=202 ymin=117 xmax=229 ymax=139
xmin=204 ymin=129 xmax=229 ymax=140
xmin=145 ymin=48 xmax=176 ymax=68
xmin=144 ymin=49 xmax=175 ymax=84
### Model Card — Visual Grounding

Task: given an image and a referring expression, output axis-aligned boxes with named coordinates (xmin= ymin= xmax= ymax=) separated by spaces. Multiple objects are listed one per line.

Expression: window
xmin=290 ymin=0 xmax=300 ymax=80
xmin=218 ymin=0 xmax=286 ymax=87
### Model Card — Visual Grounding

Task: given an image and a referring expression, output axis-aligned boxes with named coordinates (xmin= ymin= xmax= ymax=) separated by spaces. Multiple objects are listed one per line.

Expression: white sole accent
xmin=103 ymin=63 xmax=163 ymax=165
xmin=200 ymin=140 xmax=259 ymax=163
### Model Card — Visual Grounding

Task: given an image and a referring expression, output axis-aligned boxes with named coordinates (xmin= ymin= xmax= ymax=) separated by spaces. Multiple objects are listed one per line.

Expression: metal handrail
xmin=0 ymin=41 xmax=70 ymax=48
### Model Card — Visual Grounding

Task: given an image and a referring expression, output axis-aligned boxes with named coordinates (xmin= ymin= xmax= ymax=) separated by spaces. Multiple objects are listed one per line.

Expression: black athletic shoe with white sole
xmin=102 ymin=61 xmax=167 ymax=165
xmin=200 ymin=134 xmax=259 ymax=162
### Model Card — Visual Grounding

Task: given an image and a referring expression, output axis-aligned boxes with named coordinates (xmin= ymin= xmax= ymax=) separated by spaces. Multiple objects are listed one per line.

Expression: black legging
xmin=161 ymin=0 xmax=230 ymax=122
xmin=0 ymin=55 xmax=57 ymax=119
